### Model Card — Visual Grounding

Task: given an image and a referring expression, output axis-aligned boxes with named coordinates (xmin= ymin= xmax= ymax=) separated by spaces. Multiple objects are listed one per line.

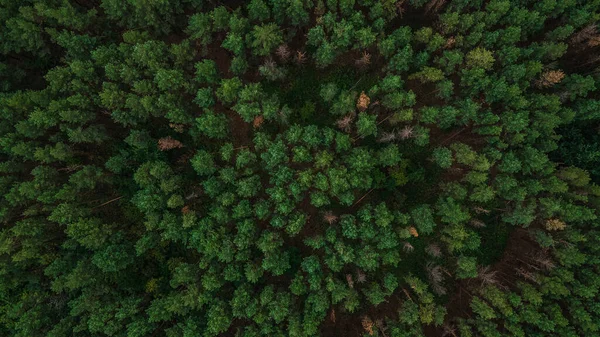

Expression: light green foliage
xmin=557 ymin=167 xmax=591 ymax=187
xmin=456 ymin=256 xmax=478 ymax=279
xmin=249 ymin=23 xmax=283 ymax=56
xmin=356 ymin=112 xmax=378 ymax=137
xmin=355 ymin=27 xmax=376 ymax=49
xmin=195 ymin=60 xmax=219 ymax=84
xmin=471 ymin=297 xmax=496 ymax=320
xmin=196 ymin=111 xmax=228 ymax=139
xmin=330 ymin=91 xmax=356 ymax=115
xmin=154 ymin=69 xmax=185 ymax=91
xmin=320 ymin=83 xmax=339 ymax=102
xmin=195 ymin=88 xmax=215 ymax=108
xmin=437 ymin=197 xmax=470 ymax=225
xmin=466 ymin=48 xmax=495 ymax=70
xmin=216 ymin=77 xmax=243 ymax=105
xmin=315 ymin=42 xmax=336 ymax=68
xmin=191 ymin=150 xmax=216 ymax=176
xmin=382 ymin=90 xmax=416 ymax=109
xmin=409 ymin=67 xmax=445 ymax=83
xmin=377 ymin=145 xmax=402 ymax=166
xmin=222 ymin=32 xmax=245 ymax=55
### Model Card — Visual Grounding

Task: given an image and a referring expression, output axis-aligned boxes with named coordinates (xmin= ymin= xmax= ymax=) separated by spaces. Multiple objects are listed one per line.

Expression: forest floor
xmin=425 ymin=227 xmax=540 ymax=337
xmin=166 ymin=27 xmax=515 ymax=336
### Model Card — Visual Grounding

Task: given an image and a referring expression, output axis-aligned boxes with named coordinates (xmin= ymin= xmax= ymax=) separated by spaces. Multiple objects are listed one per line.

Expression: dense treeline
xmin=1 ymin=0 xmax=600 ymax=336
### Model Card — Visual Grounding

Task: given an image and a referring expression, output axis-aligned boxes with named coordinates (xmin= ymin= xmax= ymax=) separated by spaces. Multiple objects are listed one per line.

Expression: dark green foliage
xmin=1 ymin=1 xmax=600 ymax=337
xmin=432 ymin=147 xmax=453 ymax=169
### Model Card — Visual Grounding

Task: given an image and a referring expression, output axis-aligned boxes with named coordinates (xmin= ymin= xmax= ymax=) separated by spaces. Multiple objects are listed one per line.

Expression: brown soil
xmin=407 ymin=79 xmax=445 ymax=110
xmin=200 ymin=40 xmax=233 ymax=78
xmin=164 ymin=33 xmax=186 ymax=45
xmin=425 ymin=227 xmax=545 ymax=336
xmin=320 ymin=291 xmax=407 ymax=337
xmin=213 ymin=102 xmax=252 ymax=148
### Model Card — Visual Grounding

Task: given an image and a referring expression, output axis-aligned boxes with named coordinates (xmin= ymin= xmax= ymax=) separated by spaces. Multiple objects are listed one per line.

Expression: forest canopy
xmin=1 ymin=0 xmax=600 ymax=336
